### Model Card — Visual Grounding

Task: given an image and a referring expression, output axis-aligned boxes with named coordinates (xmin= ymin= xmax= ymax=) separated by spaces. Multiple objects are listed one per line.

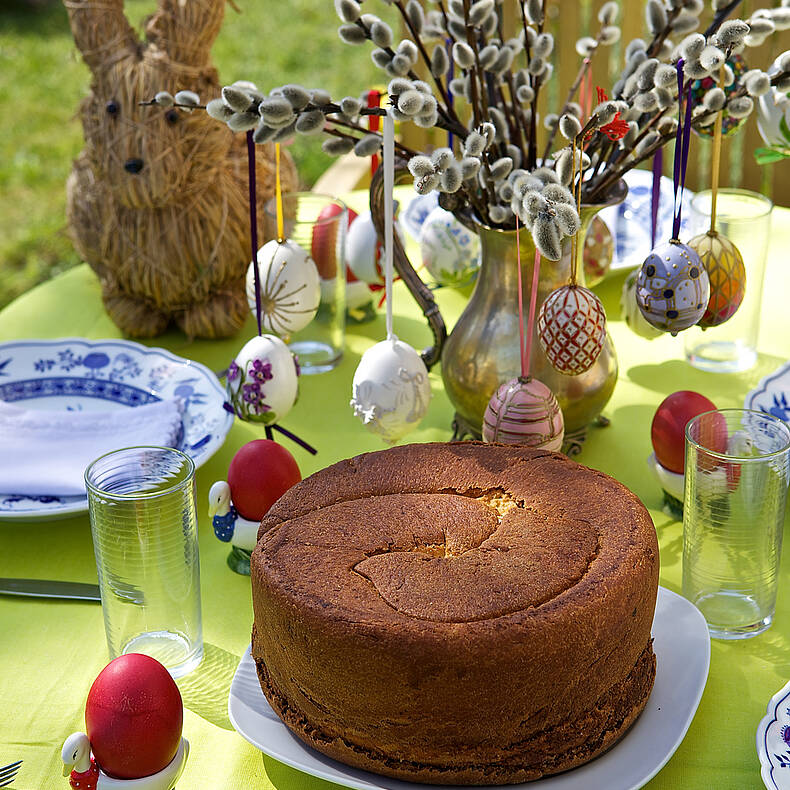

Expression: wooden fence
xmin=399 ymin=0 xmax=790 ymax=206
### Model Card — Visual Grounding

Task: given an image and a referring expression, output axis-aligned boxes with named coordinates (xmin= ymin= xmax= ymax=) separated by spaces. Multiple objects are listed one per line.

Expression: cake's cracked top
xmin=254 ymin=442 xmax=657 ymax=630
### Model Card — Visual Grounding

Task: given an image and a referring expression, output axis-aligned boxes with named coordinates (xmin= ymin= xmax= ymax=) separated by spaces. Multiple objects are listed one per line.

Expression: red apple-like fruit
xmin=227 ymin=439 xmax=301 ymax=521
xmin=651 ymin=390 xmax=721 ymax=474
xmin=311 ymin=204 xmax=358 ymax=280
xmin=85 ymin=654 xmax=182 ymax=779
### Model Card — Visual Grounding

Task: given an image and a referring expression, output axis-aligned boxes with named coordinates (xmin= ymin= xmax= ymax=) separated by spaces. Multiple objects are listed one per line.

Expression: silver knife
xmin=0 ymin=578 xmax=101 ymax=602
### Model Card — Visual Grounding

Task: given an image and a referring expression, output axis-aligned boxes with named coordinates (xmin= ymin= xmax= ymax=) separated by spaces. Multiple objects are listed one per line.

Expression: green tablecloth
xmin=1 ymin=200 xmax=789 ymax=790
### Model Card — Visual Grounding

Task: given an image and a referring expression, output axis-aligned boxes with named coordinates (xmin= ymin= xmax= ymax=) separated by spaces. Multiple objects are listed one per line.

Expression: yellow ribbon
xmin=275 ymin=142 xmax=284 ymax=242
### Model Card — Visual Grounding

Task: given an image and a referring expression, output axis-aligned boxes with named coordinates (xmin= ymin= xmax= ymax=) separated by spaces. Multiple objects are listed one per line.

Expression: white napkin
xmin=0 ymin=399 xmax=185 ymax=497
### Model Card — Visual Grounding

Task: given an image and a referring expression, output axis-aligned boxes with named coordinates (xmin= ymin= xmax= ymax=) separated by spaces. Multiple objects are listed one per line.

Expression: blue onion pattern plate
xmin=0 ymin=338 xmax=233 ymax=521
xmin=598 ymin=168 xmax=694 ymax=272
xmin=745 ymin=362 xmax=790 ymax=425
xmin=757 ymin=680 xmax=790 ymax=789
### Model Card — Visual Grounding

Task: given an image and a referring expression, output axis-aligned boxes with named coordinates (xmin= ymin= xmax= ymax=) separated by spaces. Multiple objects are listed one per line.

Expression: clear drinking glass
xmin=684 ymin=189 xmax=773 ymax=372
xmin=682 ymin=409 xmax=790 ymax=639
xmin=264 ymin=192 xmax=347 ymax=373
xmin=85 ymin=446 xmax=203 ymax=678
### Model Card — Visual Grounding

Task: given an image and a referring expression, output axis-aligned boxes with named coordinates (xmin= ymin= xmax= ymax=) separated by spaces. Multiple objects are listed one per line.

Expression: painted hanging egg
xmin=583 ymin=215 xmax=615 ymax=287
xmin=246 ymin=239 xmax=321 ymax=336
xmin=226 ymin=334 xmax=299 ymax=423
xmin=620 ymin=269 xmax=662 ymax=339
xmin=635 ymin=240 xmax=709 ymax=335
xmin=686 ymin=231 xmax=745 ymax=328
xmin=419 ymin=206 xmax=480 ymax=287
xmin=345 ymin=210 xmax=404 ymax=285
xmin=350 ymin=336 xmax=431 ymax=444
xmin=689 ymin=53 xmax=748 ymax=138
xmin=482 ymin=376 xmax=564 ymax=450
xmin=537 ymin=285 xmax=607 ymax=375
xmin=756 ymin=55 xmax=790 ymax=157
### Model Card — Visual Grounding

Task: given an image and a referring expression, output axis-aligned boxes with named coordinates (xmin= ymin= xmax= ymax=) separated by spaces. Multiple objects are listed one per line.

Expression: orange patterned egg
xmin=583 ymin=215 xmax=614 ymax=287
xmin=537 ymin=284 xmax=607 ymax=375
xmin=687 ymin=231 xmax=745 ymax=328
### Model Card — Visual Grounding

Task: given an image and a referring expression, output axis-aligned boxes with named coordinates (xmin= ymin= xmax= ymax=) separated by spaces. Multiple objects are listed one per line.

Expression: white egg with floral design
xmin=226 ymin=334 xmax=299 ymax=424
xmin=350 ymin=336 xmax=431 ymax=444
xmin=246 ymin=239 xmax=320 ymax=336
xmin=419 ymin=206 xmax=480 ymax=287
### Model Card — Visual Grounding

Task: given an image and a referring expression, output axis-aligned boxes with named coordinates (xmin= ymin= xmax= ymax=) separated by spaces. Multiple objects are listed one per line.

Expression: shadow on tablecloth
xmin=176 ymin=642 xmax=240 ymax=731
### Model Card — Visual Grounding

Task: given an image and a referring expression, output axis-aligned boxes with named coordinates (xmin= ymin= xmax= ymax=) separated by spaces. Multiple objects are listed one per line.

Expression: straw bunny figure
xmin=63 ymin=0 xmax=297 ymax=338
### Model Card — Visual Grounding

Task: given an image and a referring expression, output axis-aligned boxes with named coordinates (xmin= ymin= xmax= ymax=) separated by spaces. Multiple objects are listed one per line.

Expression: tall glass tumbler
xmin=684 ymin=189 xmax=773 ymax=372
xmin=264 ymin=192 xmax=348 ymax=373
xmin=85 ymin=447 xmax=203 ymax=678
xmin=682 ymin=410 xmax=790 ymax=639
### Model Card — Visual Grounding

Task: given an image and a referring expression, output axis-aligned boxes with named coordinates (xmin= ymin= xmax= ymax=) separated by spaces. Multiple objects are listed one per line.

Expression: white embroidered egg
xmin=345 ymin=210 xmax=403 ymax=285
xmin=419 ymin=206 xmax=480 ymax=287
xmin=350 ymin=336 xmax=431 ymax=444
xmin=246 ymin=239 xmax=320 ymax=336
xmin=482 ymin=376 xmax=564 ymax=450
xmin=620 ymin=269 xmax=662 ymax=339
xmin=226 ymin=334 xmax=299 ymax=424
xmin=635 ymin=240 xmax=709 ymax=335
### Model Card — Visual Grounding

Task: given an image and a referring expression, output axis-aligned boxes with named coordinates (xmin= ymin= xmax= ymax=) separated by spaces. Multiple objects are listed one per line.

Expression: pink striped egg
xmin=482 ymin=377 xmax=564 ymax=450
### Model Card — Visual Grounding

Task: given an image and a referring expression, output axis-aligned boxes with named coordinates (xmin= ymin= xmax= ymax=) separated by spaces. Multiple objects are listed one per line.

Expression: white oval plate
xmin=0 ymin=338 xmax=233 ymax=521
xmin=228 ymin=587 xmax=710 ymax=790
xmin=745 ymin=361 xmax=790 ymax=425
xmin=757 ymin=679 xmax=790 ymax=789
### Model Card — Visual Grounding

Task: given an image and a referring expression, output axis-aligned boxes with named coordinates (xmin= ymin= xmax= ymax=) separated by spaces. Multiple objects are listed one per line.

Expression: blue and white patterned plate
xmin=757 ymin=680 xmax=790 ymax=789
xmin=0 ymin=338 xmax=233 ymax=521
xmin=599 ymin=168 xmax=694 ymax=272
xmin=745 ymin=362 xmax=790 ymax=425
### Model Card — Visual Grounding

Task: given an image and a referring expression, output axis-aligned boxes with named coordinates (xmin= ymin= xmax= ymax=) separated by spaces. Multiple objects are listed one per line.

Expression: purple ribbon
xmin=651 ymin=148 xmax=662 ymax=248
xmin=672 ymin=61 xmax=694 ymax=240
xmin=246 ymin=130 xmax=263 ymax=336
xmin=271 ymin=423 xmax=318 ymax=455
xmin=447 ymin=37 xmax=454 ymax=151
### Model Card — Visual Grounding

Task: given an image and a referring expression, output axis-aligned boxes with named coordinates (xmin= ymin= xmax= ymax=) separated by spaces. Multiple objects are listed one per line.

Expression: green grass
xmin=0 ymin=0 xmax=385 ymax=309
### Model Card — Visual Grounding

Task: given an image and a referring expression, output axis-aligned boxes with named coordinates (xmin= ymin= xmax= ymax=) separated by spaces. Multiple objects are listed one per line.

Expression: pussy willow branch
xmin=393 ymin=0 xmax=461 ymax=127
xmin=542 ymin=27 xmax=606 ymax=161
xmin=704 ymin=0 xmax=744 ymax=37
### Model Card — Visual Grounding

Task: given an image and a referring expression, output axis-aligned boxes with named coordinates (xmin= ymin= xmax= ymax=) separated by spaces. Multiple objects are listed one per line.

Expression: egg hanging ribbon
xmin=350 ymin=111 xmax=431 ymax=444
xmin=672 ymin=59 xmax=694 ymax=241
xmin=246 ymin=129 xmax=263 ymax=336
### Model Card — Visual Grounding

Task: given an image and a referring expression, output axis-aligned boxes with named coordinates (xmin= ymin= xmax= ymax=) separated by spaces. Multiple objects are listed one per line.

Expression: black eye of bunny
xmin=165 ymin=109 xmax=180 ymax=124
xmin=106 ymin=100 xmax=119 ymax=116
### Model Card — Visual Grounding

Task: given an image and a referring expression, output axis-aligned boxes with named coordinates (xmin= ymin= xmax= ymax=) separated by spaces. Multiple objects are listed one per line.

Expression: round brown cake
xmin=250 ymin=442 xmax=659 ymax=785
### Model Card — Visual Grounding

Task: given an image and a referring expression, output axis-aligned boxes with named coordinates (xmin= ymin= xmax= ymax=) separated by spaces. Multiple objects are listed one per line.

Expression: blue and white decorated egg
xmin=419 ymin=207 xmax=480 ymax=287
xmin=635 ymin=240 xmax=709 ymax=335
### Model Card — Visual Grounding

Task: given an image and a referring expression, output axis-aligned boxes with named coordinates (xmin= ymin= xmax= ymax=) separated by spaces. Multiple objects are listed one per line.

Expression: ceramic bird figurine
xmin=208 ymin=480 xmax=259 ymax=575
xmin=61 ymin=733 xmax=189 ymax=790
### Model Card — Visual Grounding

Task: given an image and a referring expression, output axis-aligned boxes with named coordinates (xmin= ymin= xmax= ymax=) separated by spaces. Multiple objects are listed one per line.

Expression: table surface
xmin=1 ymin=195 xmax=789 ymax=790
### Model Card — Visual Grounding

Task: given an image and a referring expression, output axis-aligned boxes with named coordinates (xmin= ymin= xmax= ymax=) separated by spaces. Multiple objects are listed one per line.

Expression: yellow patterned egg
xmin=687 ymin=231 xmax=745 ymax=328
xmin=583 ymin=215 xmax=615 ymax=288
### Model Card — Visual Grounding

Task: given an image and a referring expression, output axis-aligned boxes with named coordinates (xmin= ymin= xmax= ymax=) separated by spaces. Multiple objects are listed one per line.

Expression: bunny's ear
xmin=63 ymin=0 xmax=139 ymax=72
xmin=145 ymin=0 xmax=226 ymax=68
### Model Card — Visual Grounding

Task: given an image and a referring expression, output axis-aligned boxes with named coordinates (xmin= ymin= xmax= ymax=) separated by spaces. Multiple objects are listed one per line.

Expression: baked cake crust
xmin=250 ymin=443 xmax=659 ymax=785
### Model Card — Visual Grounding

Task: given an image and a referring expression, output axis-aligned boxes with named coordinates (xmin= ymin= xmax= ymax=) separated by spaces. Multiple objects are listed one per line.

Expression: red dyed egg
xmin=85 ymin=654 xmax=182 ymax=780
xmin=651 ymin=391 xmax=720 ymax=474
xmin=311 ymin=204 xmax=358 ymax=280
xmin=227 ymin=439 xmax=301 ymax=520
